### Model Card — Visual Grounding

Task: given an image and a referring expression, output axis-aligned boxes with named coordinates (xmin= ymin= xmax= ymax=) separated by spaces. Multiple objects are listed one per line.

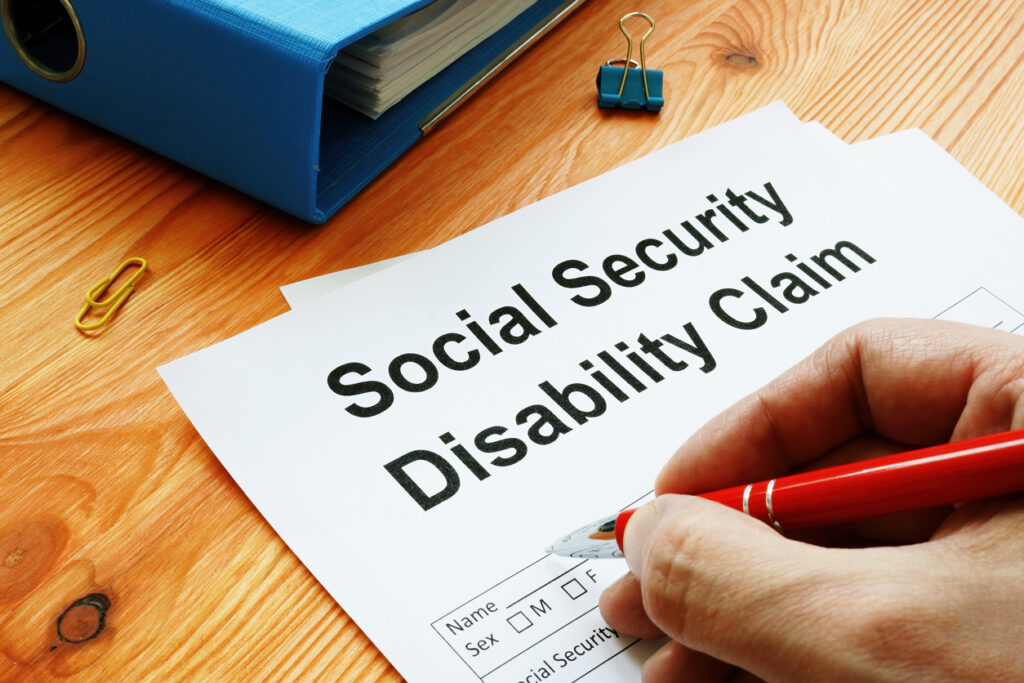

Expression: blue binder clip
xmin=597 ymin=12 xmax=664 ymax=112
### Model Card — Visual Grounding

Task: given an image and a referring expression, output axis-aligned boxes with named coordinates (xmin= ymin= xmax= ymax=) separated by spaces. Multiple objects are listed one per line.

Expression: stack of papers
xmin=327 ymin=0 xmax=537 ymax=118
xmin=161 ymin=103 xmax=1024 ymax=681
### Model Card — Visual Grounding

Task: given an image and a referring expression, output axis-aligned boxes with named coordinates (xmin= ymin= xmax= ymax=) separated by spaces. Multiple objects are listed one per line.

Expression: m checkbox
xmin=507 ymin=611 xmax=533 ymax=633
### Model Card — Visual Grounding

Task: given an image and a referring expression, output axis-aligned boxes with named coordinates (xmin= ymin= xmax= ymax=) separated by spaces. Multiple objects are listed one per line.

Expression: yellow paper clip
xmin=74 ymin=257 xmax=148 ymax=331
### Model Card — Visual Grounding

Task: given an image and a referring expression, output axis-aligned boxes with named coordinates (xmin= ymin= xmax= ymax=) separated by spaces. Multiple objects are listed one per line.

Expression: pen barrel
xmin=701 ymin=430 xmax=1024 ymax=530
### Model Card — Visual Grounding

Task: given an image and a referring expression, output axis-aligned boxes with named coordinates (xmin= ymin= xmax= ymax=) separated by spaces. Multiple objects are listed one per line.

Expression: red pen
xmin=547 ymin=429 xmax=1024 ymax=559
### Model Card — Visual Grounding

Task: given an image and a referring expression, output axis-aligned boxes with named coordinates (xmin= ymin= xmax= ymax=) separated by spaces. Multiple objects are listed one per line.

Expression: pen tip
xmin=544 ymin=545 xmax=553 ymax=554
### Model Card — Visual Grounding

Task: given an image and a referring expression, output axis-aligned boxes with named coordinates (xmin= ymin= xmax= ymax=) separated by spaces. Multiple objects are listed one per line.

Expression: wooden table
xmin=2 ymin=0 xmax=1023 ymax=678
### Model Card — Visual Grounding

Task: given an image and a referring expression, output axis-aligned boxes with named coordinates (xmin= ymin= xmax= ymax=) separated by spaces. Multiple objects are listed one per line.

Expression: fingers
xmin=600 ymin=575 xmax=737 ymax=682
xmin=599 ymin=573 xmax=663 ymax=639
xmin=641 ymin=640 xmax=734 ymax=683
xmin=656 ymin=319 xmax=1024 ymax=495
xmin=608 ymin=493 xmax=1024 ymax=680
xmin=610 ymin=494 xmax=916 ymax=678
xmin=610 ymin=496 xmax=813 ymax=663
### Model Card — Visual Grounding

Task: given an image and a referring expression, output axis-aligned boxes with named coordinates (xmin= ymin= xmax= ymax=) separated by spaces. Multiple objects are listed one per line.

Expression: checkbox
xmin=561 ymin=578 xmax=587 ymax=600
xmin=507 ymin=611 xmax=533 ymax=633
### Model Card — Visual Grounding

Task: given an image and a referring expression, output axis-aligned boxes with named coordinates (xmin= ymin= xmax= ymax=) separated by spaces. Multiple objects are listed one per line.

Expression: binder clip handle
xmin=596 ymin=12 xmax=664 ymax=112
xmin=617 ymin=12 xmax=655 ymax=99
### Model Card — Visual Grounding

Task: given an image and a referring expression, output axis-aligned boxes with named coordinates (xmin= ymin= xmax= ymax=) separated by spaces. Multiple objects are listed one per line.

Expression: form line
xmin=505 ymin=561 xmax=587 ymax=609
xmin=571 ymin=638 xmax=643 ymax=681
xmin=480 ymin=606 xmax=601 ymax=678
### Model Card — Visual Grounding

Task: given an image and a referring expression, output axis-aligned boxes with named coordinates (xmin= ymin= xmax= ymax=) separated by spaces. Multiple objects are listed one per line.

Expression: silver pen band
xmin=742 ymin=484 xmax=752 ymax=516
xmin=765 ymin=479 xmax=784 ymax=532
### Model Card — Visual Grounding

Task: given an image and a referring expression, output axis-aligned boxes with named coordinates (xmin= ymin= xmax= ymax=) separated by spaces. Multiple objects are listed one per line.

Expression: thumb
xmin=622 ymin=495 xmax=912 ymax=678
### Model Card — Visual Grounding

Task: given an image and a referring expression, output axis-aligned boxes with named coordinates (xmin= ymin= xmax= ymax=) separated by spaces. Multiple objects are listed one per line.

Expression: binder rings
xmin=0 ymin=0 xmax=583 ymax=223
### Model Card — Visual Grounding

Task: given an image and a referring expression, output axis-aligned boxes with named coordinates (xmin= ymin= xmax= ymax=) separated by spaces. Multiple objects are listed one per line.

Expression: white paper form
xmin=160 ymin=104 xmax=1024 ymax=682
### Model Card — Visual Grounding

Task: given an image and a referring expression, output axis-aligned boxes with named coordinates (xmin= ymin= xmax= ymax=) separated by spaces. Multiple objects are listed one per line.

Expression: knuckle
xmin=837 ymin=318 xmax=891 ymax=348
xmin=991 ymin=373 xmax=1024 ymax=424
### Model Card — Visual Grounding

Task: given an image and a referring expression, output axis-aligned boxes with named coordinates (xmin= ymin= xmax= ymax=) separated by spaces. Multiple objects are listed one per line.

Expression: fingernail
xmin=623 ymin=501 xmax=657 ymax=575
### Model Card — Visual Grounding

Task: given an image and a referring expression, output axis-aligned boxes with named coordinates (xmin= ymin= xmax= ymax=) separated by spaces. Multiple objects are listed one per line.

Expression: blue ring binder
xmin=0 ymin=0 xmax=587 ymax=223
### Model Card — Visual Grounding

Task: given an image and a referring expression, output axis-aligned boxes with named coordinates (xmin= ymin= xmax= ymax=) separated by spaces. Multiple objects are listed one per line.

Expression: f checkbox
xmin=561 ymin=578 xmax=587 ymax=600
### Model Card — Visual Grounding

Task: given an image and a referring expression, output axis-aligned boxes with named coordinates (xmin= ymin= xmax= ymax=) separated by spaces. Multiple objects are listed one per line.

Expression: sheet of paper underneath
xmin=162 ymin=103 xmax=1024 ymax=682
xmin=283 ymin=123 xmax=1024 ymax=312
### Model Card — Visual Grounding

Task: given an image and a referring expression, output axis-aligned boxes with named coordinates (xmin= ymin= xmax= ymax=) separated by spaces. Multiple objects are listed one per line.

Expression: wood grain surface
xmin=2 ymin=0 xmax=1024 ymax=679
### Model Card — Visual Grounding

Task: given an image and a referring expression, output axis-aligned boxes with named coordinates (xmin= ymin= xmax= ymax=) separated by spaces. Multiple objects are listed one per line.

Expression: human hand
xmin=599 ymin=318 xmax=1024 ymax=681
